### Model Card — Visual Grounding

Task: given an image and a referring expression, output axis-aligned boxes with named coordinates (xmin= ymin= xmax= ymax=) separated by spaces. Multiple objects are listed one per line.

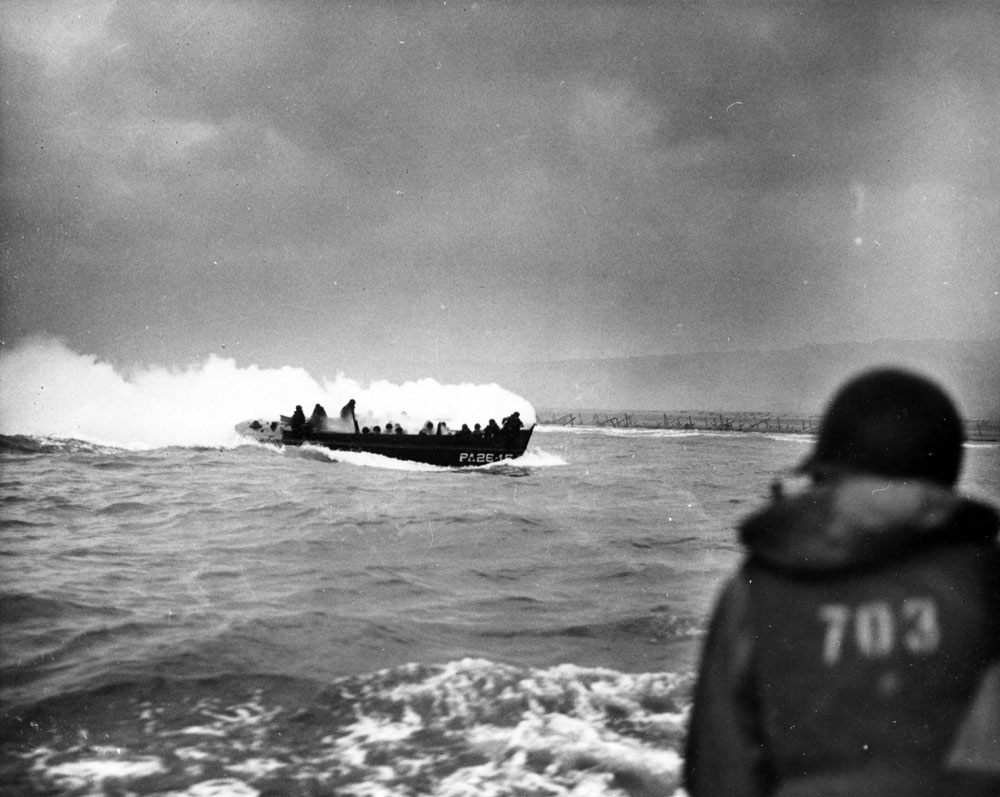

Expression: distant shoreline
xmin=537 ymin=409 xmax=999 ymax=443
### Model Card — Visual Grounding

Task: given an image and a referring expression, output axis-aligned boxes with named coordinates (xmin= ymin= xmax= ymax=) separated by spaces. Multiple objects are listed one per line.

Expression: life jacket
xmin=739 ymin=477 xmax=1000 ymax=792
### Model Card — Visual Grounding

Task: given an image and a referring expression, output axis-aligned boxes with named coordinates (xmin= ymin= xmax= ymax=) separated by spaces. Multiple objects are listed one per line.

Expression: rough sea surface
xmin=2 ymin=427 xmax=998 ymax=796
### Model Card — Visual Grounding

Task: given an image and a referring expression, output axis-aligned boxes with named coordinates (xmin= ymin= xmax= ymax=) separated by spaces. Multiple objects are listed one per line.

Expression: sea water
xmin=2 ymin=426 xmax=998 ymax=796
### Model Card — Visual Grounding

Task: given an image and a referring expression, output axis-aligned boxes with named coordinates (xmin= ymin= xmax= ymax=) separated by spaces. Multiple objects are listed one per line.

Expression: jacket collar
xmin=740 ymin=475 xmax=998 ymax=573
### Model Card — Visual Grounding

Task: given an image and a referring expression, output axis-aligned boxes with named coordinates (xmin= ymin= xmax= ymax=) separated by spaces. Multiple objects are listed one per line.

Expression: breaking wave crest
xmin=2 ymin=660 xmax=692 ymax=796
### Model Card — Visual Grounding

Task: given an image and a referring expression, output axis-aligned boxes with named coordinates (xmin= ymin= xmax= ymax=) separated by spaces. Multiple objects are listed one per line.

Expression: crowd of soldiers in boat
xmin=288 ymin=399 xmax=524 ymax=440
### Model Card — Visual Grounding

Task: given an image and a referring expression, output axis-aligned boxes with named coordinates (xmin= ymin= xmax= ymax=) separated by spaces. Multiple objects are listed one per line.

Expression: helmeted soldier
xmin=685 ymin=368 xmax=1000 ymax=796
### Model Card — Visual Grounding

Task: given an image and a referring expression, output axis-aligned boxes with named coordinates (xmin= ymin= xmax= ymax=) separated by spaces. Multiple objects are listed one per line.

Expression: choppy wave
xmin=0 ymin=434 xmax=125 ymax=456
xmin=2 ymin=659 xmax=692 ymax=796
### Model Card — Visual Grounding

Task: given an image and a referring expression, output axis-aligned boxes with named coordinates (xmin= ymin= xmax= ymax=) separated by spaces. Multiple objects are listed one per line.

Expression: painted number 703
xmin=818 ymin=598 xmax=940 ymax=665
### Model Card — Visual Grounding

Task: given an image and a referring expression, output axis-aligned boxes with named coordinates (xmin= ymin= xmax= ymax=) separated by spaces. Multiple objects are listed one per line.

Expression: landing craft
xmin=235 ymin=418 xmax=534 ymax=468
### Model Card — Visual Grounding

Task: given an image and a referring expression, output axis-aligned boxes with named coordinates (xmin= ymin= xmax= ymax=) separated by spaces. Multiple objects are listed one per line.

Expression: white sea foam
xmin=20 ymin=658 xmax=690 ymax=794
xmin=508 ymin=448 xmax=566 ymax=467
xmin=537 ymin=424 xmax=814 ymax=446
xmin=166 ymin=779 xmax=259 ymax=796
xmin=535 ymin=425 xmax=701 ymax=438
xmin=42 ymin=755 xmax=166 ymax=790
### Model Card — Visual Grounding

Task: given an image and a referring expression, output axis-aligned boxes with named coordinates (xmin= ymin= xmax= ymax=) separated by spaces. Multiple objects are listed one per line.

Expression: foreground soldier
xmin=685 ymin=368 xmax=999 ymax=796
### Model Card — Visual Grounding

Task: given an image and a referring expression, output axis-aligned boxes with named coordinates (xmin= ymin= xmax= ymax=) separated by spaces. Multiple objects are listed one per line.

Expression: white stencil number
xmin=818 ymin=598 xmax=939 ymax=665
xmin=902 ymin=597 xmax=941 ymax=654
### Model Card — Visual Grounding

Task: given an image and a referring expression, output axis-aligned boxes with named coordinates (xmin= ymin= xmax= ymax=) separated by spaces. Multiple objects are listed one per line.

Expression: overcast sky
xmin=2 ymin=1 xmax=998 ymax=382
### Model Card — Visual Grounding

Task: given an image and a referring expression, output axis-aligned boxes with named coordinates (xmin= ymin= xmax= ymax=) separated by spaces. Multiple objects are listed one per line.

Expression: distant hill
xmin=427 ymin=339 xmax=1000 ymax=418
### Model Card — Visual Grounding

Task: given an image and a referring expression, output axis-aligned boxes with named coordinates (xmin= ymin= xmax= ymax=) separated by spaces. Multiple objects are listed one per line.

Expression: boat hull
xmin=236 ymin=420 xmax=534 ymax=468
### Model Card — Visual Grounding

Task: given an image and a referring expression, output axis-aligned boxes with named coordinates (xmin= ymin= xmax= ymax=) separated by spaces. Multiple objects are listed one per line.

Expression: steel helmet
xmin=800 ymin=368 xmax=965 ymax=485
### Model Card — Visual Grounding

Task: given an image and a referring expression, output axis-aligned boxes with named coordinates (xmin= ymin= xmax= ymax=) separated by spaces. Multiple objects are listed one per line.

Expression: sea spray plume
xmin=0 ymin=338 xmax=535 ymax=449
xmin=0 ymin=338 xmax=323 ymax=448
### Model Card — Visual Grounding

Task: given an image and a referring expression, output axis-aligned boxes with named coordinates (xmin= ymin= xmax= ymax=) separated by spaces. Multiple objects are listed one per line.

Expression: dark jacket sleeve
xmin=685 ymin=569 xmax=772 ymax=797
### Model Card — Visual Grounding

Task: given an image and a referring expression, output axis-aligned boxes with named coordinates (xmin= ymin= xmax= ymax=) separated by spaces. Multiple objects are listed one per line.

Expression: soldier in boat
xmin=290 ymin=405 xmax=306 ymax=434
xmin=340 ymin=399 xmax=360 ymax=433
xmin=502 ymin=411 xmax=524 ymax=433
xmin=307 ymin=403 xmax=328 ymax=431
xmin=484 ymin=419 xmax=501 ymax=441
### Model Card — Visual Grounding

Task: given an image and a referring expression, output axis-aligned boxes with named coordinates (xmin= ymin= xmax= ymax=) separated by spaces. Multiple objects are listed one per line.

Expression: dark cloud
xmin=2 ymin=1 xmax=998 ymax=379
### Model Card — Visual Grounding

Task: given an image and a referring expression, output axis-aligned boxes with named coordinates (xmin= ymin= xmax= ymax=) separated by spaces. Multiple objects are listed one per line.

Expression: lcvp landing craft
xmin=235 ymin=417 xmax=534 ymax=468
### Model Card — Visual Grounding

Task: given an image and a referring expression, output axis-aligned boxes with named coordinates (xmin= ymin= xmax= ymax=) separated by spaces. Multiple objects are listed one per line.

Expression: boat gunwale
xmin=239 ymin=420 xmax=534 ymax=466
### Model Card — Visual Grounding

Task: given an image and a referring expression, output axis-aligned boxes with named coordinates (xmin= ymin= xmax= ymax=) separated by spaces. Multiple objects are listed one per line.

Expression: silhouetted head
xmin=799 ymin=368 xmax=964 ymax=486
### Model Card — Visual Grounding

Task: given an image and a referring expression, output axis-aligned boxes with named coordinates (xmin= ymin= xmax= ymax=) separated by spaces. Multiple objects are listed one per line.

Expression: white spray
xmin=0 ymin=338 xmax=536 ymax=450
